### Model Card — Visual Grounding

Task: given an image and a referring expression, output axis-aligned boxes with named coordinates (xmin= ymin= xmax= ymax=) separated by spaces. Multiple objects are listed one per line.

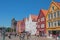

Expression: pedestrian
xmin=8 ymin=34 xmax=11 ymax=39
xmin=19 ymin=34 xmax=21 ymax=40
xmin=15 ymin=33 xmax=16 ymax=37
xmin=27 ymin=32 xmax=31 ymax=40
xmin=21 ymin=33 xmax=25 ymax=40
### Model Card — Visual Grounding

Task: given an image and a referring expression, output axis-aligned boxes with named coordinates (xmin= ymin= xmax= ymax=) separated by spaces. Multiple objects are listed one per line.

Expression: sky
xmin=0 ymin=0 xmax=60 ymax=27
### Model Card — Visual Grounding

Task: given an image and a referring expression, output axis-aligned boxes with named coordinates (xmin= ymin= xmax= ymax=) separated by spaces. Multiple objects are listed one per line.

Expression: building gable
xmin=40 ymin=11 xmax=45 ymax=18
xmin=46 ymin=1 xmax=60 ymax=21
xmin=48 ymin=2 xmax=60 ymax=14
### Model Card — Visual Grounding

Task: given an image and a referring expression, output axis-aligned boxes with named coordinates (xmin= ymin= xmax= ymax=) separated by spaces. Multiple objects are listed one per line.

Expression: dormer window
xmin=52 ymin=6 xmax=54 ymax=10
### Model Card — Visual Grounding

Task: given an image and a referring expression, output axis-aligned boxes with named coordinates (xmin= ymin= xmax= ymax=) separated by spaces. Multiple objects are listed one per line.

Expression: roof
xmin=51 ymin=1 xmax=60 ymax=9
xmin=17 ymin=20 xmax=24 ymax=26
xmin=31 ymin=14 xmax=38 ymax=21
xmin=41 ymin=9 xmax=48 ymax=16
xmin=17 ymin=21 xmax=21 ymax=26
xmin=23 ymin=18 xmax=28 ymax=22
xmin=24 ymin=14 xmax=38 ymax=22
xmin=55 ymin=2 xmax=60 ymax=6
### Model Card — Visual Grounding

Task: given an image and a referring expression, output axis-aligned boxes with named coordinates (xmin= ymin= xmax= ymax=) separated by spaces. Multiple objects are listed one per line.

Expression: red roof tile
xmin=31 ymin=14 xmax=38 ymax=21
xmin=55 ymin=2 xmax=60 ymax=6
xmin=41 ymin=9 xmax=48 ymax=16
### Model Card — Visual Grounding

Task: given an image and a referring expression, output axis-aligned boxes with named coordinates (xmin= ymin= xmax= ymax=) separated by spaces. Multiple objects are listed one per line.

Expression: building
xmin=25 ymin=14 xmax=38 ymax=35
xmin=11 ymin=18 xmax=17 ymax=33
xmin=16 ymin=20 xmax=25 ymax=34
xmin=46 ymin=1 xmax=60 ymax=37
xmin=37 ymin=9 xmax=48 ymax=36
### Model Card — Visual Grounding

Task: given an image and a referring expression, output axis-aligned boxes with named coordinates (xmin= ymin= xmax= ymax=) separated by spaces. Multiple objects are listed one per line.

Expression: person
xmin=19 ymin=32 xmax=25 ymax=40
xmin=19 ymin=34 xmax=21 ymax=40
xmin=26 ymin=32 xmax=31 ymax=40
xmin=21 ymin=32 xmax=25 ymax=40
xmin=15 ymin=33 xmax=17 ymax=37
xmin=8 ymin=34 xmax=11 ymax=39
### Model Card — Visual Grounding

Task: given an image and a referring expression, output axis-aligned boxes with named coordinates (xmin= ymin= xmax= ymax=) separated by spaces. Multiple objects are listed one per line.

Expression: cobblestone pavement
xmin=0 ymin=35 xmax=56 ymax=40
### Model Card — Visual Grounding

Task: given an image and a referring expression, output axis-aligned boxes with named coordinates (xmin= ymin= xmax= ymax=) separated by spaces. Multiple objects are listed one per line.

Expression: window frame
xmin=41 ymin=17 xmax=44 ymax=22
xmin=41 ymin=24 xmax=45 ymax=28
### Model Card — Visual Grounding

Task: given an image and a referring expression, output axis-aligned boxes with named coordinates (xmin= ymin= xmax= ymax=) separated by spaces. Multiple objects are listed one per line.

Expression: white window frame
xmin=48 ymin=22 xmax=50 ymax=27
xmin=53 ymin=21 xmax=56 ymax=27
xmin=58 ymin=20 xmax=60 ymax=26
xmin=53 ymin=12 xmax=56 ymax=18
xmin=41 ymin=24 xmax=45 ymax=28
xmin=38 ymin=19 xmax=40 ymax=22
xmin=57 ymin=10 xmax=60 ymax=17
xmin=41 ymin=17 xmax=44 ymax=22
xmin=48 ymin=13 xmax=52 ymax=20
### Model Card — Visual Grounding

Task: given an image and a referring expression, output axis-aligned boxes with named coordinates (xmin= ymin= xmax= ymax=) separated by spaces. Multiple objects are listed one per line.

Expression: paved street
xmin=0 ymin=35 xmax=56 ymax=40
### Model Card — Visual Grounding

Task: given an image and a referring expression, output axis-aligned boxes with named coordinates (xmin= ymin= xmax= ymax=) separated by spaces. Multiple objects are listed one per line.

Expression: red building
xmin=37 ymin=9 xmax=48 ymax=36
xmin=16 ymin=20 xmax=25 ymax=34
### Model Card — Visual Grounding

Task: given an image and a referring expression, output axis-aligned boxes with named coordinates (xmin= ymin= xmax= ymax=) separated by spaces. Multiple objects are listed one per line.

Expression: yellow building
xmin=46 ymin=1 xmax=60 ymax=37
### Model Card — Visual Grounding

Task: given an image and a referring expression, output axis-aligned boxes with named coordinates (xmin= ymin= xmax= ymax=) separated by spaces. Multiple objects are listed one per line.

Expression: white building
xmin=25 ymin=14 xmax=38 ymax=35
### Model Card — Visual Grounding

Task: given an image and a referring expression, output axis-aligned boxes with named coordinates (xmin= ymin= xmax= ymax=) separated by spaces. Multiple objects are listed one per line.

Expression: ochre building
xmin=46 ymin=1 xmax=60 ymax=37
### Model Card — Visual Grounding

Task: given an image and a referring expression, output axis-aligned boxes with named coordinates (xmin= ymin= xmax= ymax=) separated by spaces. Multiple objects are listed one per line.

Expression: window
xmin=41 ymin=24 xmax=45 ymax=28
xmin=52 ymin=6 xmax=54 ymax=10
xmin=57 ymin=11 xmax=60 ymax=17
xmin=51 ymin=22 xmax=53 ymax=27
xmin=58 ymin=20 xmax=60 ymax=26
xmin=53 ymin=21 xmax=56 ymax=27
xmin=41 ymin=17 xmax=44 ymax=21
xmin=48 ymin=22 xmax=50 ymax=27
xmin=48 ymin=14 xmax=50 ymax=20
xmin=37 ymin=25 xmax=40 ymax=28
xmin=48 ymin=13 xmax=52 ymax=20
xmin=51 ymin=13 xmax=53 ymax=19
xmin=56 ymin=21 xmax=58 ymax=26
xmin=38 ymin=19 xmax=40 ymax=22
xmin=53 ymin=12 xmax=56 ymax=18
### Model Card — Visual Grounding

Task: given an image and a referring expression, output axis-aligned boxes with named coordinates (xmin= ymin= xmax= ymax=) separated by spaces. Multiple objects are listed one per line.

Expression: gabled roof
xmin=41 ymin=9 xmax=48 ymax=16
xmin=31 ymin=14 xmax=38 ymax=21
xmin=24 ymin=14 xmax=38 ymax=22
xmin=23 ymin=18 xmax=29 ymax=22
xmin=17 ymin=21 xmax=22 ymax=26
xmin=49 ymin=1 xmax=60 ymax=10
xmin=54 ymin=2 xmax=60 ymax=6
xmin=17 ymin=20 xmax=24 ymax=25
